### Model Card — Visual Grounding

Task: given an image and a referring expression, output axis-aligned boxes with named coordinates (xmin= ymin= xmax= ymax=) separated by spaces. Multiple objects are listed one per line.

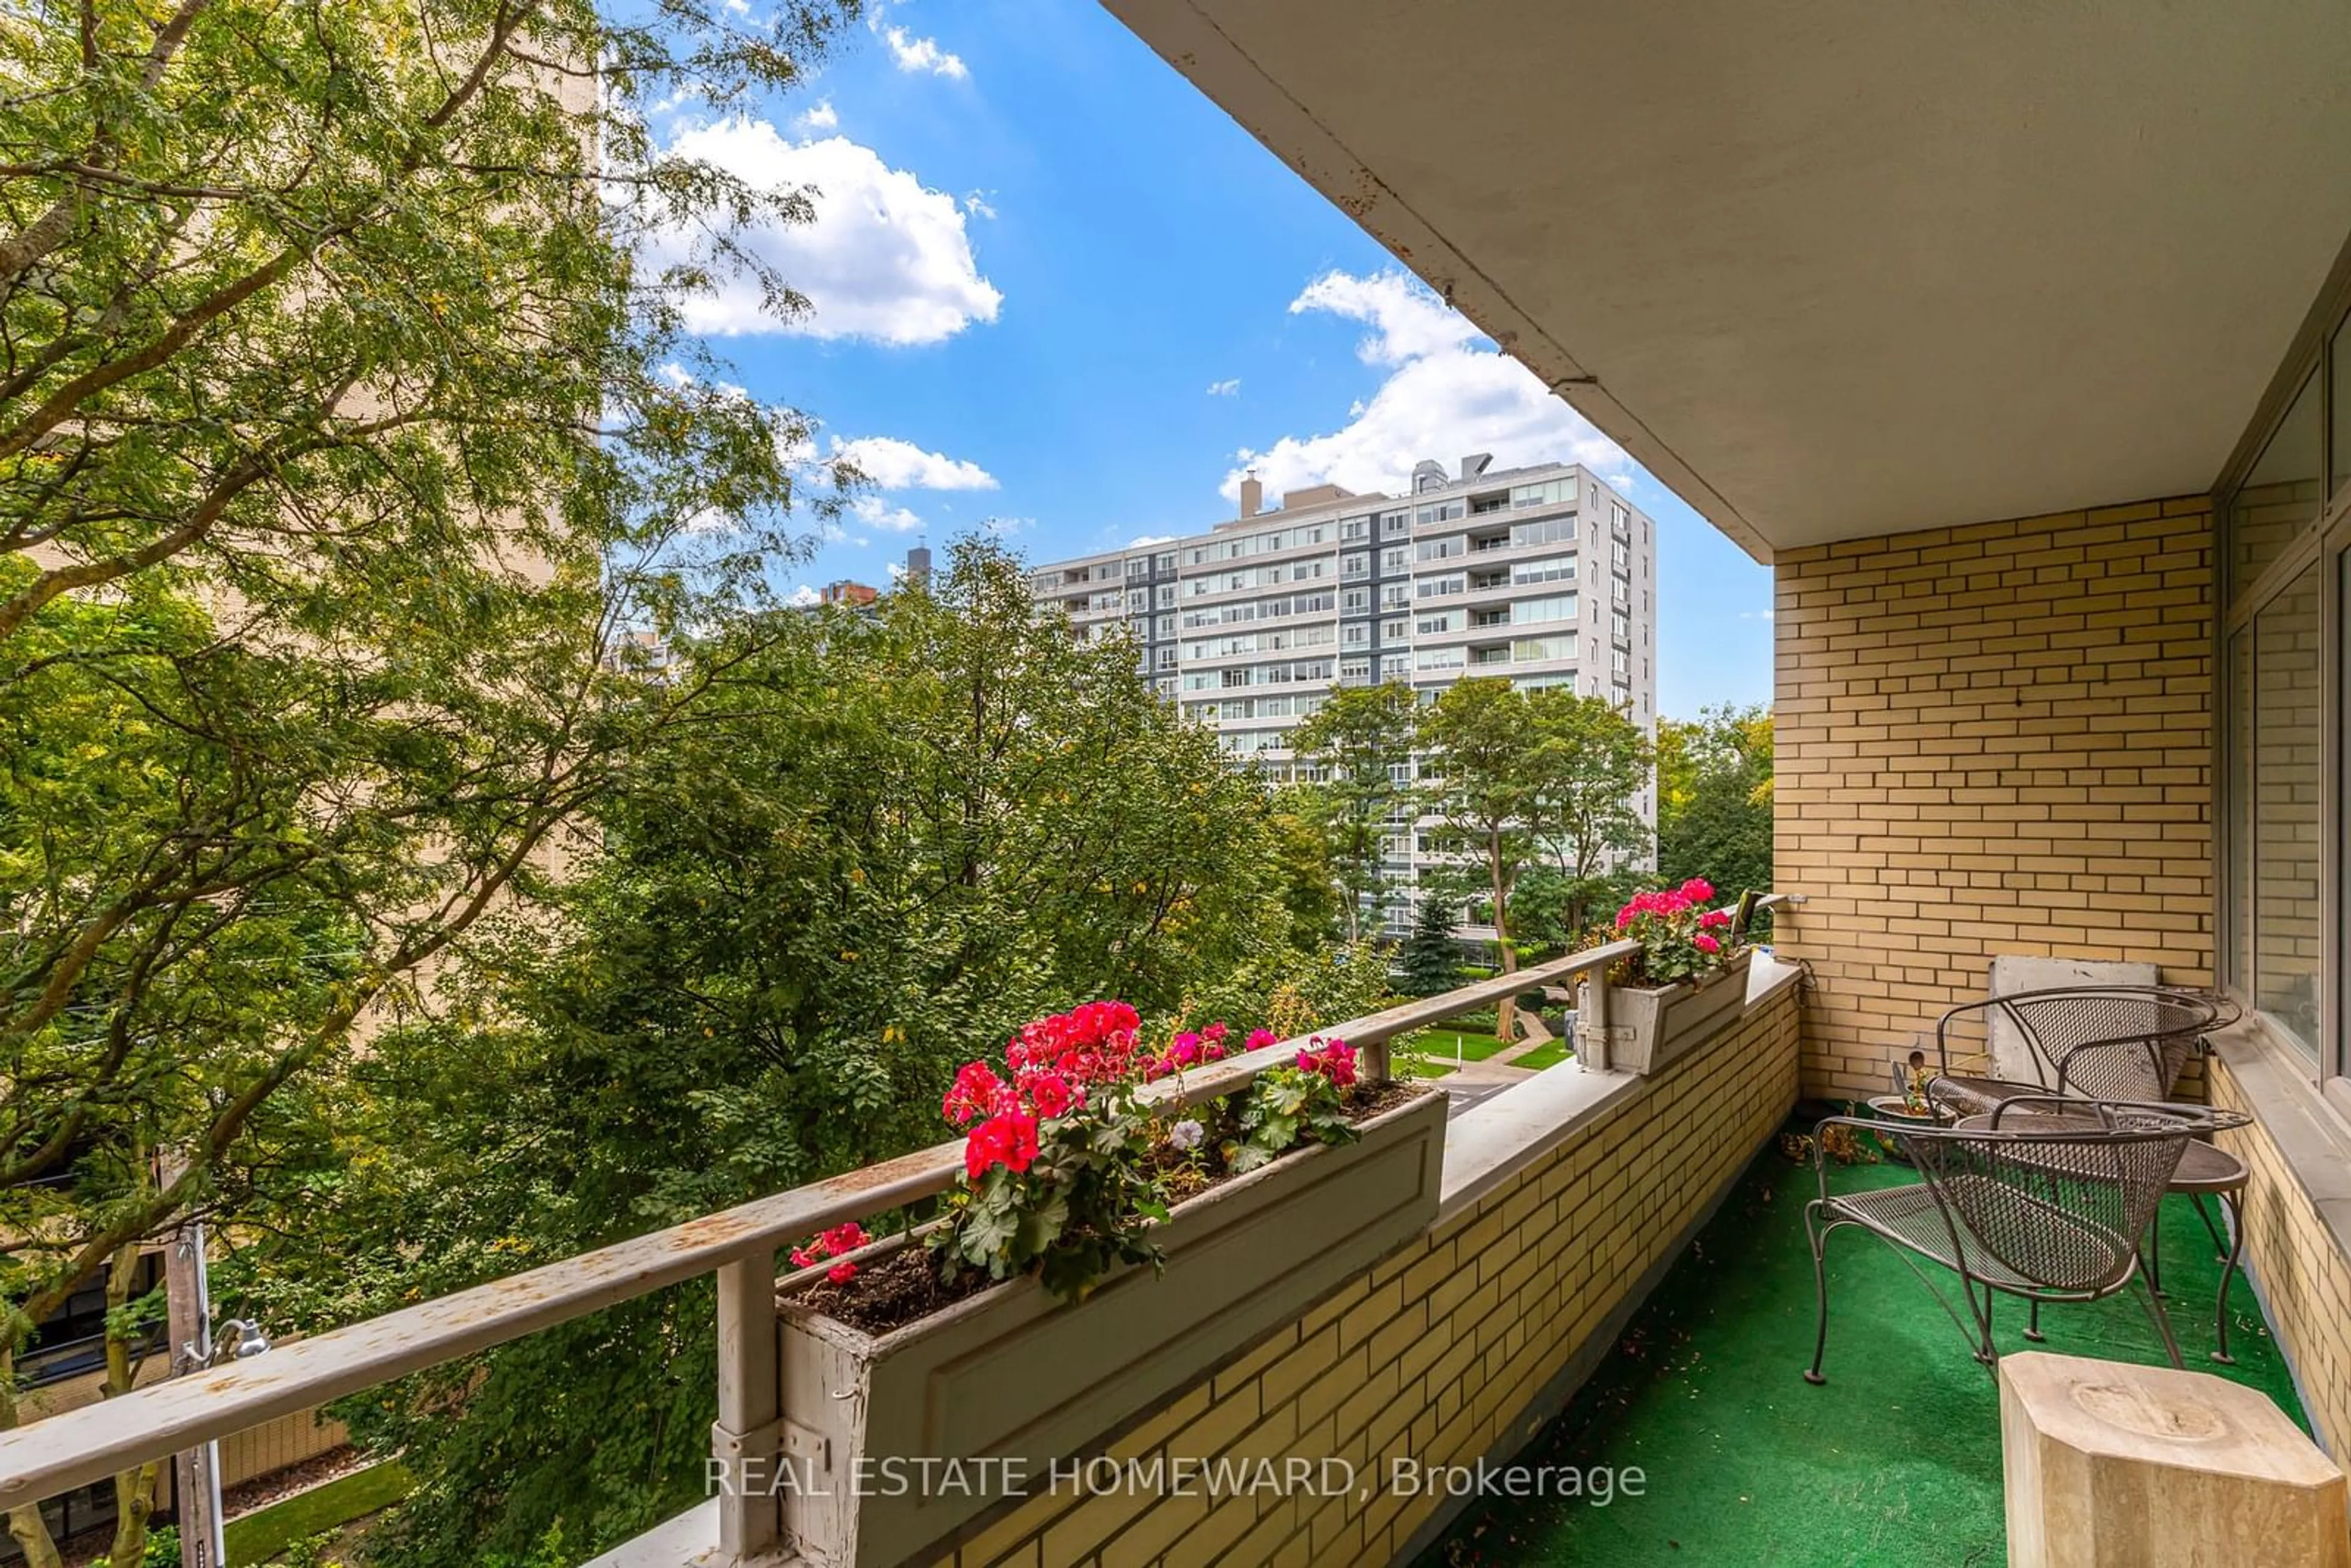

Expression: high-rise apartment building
xmin=1030 ymin=454 xmax=1659 ymax=937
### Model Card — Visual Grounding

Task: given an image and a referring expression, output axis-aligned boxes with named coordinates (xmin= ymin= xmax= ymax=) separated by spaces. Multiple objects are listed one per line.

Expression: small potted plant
xmin=1864 ymin=1047 xmax=1946 ymax=1163
xmin=1580 ymin=878 xmax=1753 ymax=1073
xmin=772 ymin=1003 xmax=1446 ymax=1567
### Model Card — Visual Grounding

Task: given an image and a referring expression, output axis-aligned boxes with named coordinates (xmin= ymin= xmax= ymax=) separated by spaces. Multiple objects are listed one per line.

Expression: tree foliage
xmin=1655 ymin=705 xmax=1774 ymax=902
xmin=1415 ymin=681 xmax=1655 ymax=1029
xmin=0 ymin=2 xmax=860 ymax=1560
xmin=1523 ymin=688 xmax=1654 ymax=934
xmin=1396 ymin=895 xmax=1461 ymax=997
xmin=1414 ymin=679 xmax=1540 ymax=1031
xmin=233 ymin=541 xmax=1340 ymax=1566
xmin=1261 ymin=785 xmax=1344 ymax=943
xmin=1288 ymin=681 xmax=1418 ymax=941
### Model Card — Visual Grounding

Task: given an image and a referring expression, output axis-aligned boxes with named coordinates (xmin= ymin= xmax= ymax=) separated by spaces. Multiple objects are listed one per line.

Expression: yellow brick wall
xmin=935 ymin=983 xmax=1802 ymax=1568
xmin=2209 ymin=1055 xmax=2351 ymax=1458
xmin=1773 ymin=498 xmax=2215 ymax=1101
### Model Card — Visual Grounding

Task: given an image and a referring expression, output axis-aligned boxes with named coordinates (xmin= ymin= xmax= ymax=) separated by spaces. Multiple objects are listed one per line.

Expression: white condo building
xmin=1030 ymin=454 xmax=1660 ymax=942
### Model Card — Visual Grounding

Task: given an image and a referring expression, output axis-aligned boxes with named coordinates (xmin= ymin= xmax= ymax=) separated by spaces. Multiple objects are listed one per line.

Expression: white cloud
xmin=1224 ymin=268 xmax=1635 ymax=504
xmin=789 ymin=584 xmax=822 ymax=607
xmin=1128 ymin=533 xmax=1178 ymax=547
xmin=648 ymin=119 xmax=1001 ymax=345
xmin=1205 ymin=378 xmax=1241 ymax=397
xmin=852 ymin=494 xmax=925 ymax=533
xmin=882 ymin=25 xmax=967 ymax=79
xmin=1738 ymin=609 xmax=1775 ymax=621
xmin=795 ymin=99 xmax=838 ymax=132
xmin=964 ymin=191 xmax=998 ymax=221
xmin=830 ymin=434 xmax=997 ymax=491
xmin=1290 ymin=270 xmax=1483 ymax=366
xmin=650 ymin=360 xmax=756 ymax=403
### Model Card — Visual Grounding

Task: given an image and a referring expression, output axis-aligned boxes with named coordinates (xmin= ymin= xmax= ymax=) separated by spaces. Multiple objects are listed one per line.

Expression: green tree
xmin=1289 ymin=681 xmax=1419 ymax=941
xmin=236 ymin=539 xmax=1304 ymax=1566
xmin=0 ymin=3 xmax=859 ymax=1561
xmin=1264 ymin=785 xmax=1345 ymax=943
xmin=1396 ymin=894 xmax=1461 ymax=997
xmin=1415 ymin=679 xmax=1539 ymax=1035
xmin=1523 ymin=688 xmax=1655 ymax=935
xmin=1656 ymin=706 xmax=1775 ymax=900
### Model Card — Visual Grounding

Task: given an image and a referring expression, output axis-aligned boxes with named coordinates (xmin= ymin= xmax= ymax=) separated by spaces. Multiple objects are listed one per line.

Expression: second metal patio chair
xmin=1925 ymin=986 xmax=2218 ymax=1119
xmin=1921 ymin=986 xmax=2255 ymax=1364
xmin=1802 ymin=1098 xmax=2206 ymax=1384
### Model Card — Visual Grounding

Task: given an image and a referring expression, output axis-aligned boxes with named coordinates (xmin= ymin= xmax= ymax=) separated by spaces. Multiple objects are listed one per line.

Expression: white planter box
xmin=1597 ymin=948 xmax=1755 ymax=1075
xmin=773 ymin=1087 xmax=1447 ymax=1567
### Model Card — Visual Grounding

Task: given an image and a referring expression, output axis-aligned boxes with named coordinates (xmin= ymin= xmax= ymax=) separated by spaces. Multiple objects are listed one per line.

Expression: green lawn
xmin=1398 ymin=1029 xmax=1511 ymax=1075
xmin=1512 ymin=1039 xmax=1573 ymax=1071
xmin=223 ymin=1461 xmax=413 ymax=1565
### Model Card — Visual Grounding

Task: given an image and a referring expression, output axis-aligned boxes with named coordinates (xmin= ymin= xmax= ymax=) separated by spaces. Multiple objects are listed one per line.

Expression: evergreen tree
xmin=1398 ymin=895 xmax=1463 ymax=996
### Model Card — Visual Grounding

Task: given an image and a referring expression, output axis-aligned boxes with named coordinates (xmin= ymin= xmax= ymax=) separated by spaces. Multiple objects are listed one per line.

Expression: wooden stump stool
xmin=2001 ymin=1351 xmax=2349 ymax=1567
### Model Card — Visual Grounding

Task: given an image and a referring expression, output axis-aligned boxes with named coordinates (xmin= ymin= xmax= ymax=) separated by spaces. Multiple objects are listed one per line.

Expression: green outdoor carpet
xmin=1420 ymin=1121 xmax=2308 ymax=1568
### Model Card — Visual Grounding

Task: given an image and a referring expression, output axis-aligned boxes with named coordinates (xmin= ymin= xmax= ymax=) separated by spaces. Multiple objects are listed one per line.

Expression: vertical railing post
xmin=1583 ymin=966 xmax=1612 ymax=1073
xmin=714 ymin=1255 xmax=783 ymax=1561
xmin=1361 ymin=1029 xmax=1392 ymax=1084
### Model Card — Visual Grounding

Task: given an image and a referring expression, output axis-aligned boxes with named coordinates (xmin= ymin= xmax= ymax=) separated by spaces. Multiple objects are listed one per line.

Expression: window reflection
xmin=2335 ymin=316 xmax=2351 ymax=500
xmin=2228 ymin=629 xmax=2254 ymax=995
xmin=2254 ymin=564 xmax=2322 ymax=1051
xmin=2229 ymin=368 xmax=2324 ymax=598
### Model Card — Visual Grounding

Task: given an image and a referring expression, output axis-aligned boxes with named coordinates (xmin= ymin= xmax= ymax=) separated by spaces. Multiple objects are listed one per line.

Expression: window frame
xmin=2215 ymin=247 xmax=2351 ymax=1094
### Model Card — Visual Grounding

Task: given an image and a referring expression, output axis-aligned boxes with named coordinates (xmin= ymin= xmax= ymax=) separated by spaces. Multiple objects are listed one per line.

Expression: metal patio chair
xmin=1919 ymin=985 xmax=2255 ymax=1363
xmin=1801 ymin=1098 xmax=2210 ymax=1384
xmin=1924 ymin=987 xmax=2218 ymax=1120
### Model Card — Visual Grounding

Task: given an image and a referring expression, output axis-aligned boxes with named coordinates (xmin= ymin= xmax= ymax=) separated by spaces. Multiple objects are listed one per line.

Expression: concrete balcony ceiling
xmin=1103 ymin=0 xmax=2351 ymax=560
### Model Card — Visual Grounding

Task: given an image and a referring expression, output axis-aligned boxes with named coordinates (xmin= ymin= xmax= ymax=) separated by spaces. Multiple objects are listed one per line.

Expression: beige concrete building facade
xmin=1033 ymin=457 xmax=1659 ymax=937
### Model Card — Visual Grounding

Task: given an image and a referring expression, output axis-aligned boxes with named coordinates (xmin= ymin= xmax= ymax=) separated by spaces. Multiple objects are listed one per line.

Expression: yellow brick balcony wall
xmin=1772 ymin=498 xmax=2216 ymax=1101
xmin=928 ymin=981 xmax=1802 ymax=1568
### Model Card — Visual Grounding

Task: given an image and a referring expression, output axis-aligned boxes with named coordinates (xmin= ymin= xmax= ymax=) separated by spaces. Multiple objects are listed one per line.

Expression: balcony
xmin=12 ymin=912 xmax=2351 ymax=1568
xmin=4 ymin=940 xmax=1820 ymax=1567
xmin=15 ymin=1 xmax=2351 ymax=1563
xmin=1427 ymin=1122 xmax=2301 ymax=1566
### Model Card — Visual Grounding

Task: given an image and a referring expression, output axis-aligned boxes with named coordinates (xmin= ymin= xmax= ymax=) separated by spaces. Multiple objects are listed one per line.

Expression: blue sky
xmin=655 ymin=0 xmax=1773 ymax=716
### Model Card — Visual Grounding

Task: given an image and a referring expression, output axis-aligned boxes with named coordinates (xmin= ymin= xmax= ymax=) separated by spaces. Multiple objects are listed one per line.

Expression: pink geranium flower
xmin=966 ymin=1110 xmax=1040 ymax=1180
